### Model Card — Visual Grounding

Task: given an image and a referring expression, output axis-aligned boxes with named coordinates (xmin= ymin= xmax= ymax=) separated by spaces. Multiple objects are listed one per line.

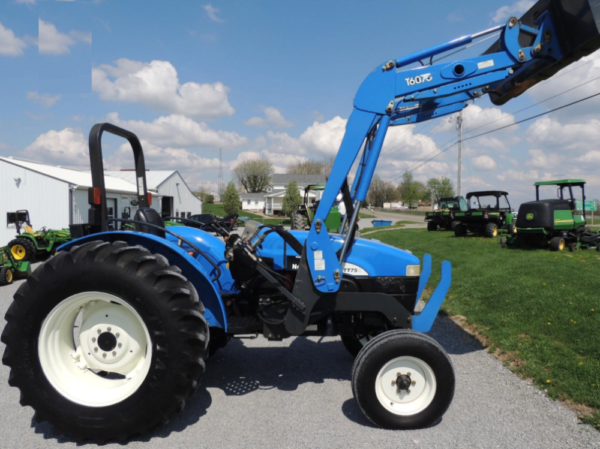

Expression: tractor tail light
xmin=484 ymin=211 xmax=488 ymax=219
xmin=148 ymin=193 xmax=152 ymax=206
xmin=93 ymin=188 xmax=101 ymax=205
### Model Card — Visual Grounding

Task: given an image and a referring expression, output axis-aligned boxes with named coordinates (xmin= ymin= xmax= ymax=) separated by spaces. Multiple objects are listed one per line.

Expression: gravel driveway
xmin=0 ymin=273 xmax=598 ymax=449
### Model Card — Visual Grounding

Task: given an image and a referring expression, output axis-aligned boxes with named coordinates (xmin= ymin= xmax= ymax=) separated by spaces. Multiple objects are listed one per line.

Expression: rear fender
xmin=58 ymin=232 xmax=227 ymax=330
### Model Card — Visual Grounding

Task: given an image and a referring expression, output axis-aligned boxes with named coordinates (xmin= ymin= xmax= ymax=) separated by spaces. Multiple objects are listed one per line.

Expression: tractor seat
xmin=134 ymin=208 xmax=166 ymax=238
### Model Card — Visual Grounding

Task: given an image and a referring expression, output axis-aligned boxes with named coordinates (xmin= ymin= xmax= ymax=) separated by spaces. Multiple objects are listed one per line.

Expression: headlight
xmin=406 ymin=264 xmax=420 ymax=276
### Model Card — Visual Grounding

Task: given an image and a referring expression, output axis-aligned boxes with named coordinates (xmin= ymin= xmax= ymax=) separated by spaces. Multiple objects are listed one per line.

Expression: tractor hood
xmin=257 ymin=230 xmax=420 ymax=277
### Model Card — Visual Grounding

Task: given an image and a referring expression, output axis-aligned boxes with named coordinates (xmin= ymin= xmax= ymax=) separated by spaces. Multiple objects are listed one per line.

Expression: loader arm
xmin=305 ymin=0 xmax=600 ymax=293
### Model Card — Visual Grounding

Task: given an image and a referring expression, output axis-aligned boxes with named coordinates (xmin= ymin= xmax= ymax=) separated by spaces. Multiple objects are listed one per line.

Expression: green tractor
xmin=6 ymin=210 xmax=71 ymax=263
xmin=290 ymin=184 xmax=342 ymax=232
xmin=453 ymin=191 xmax=515 ymax=238
xmin=501 ymin=179 xmax=600 ymax=251
xmin=425 ymin=196 xmax=467 ymax=231
xmin=0 ymin=246 xmax=31 ymax=286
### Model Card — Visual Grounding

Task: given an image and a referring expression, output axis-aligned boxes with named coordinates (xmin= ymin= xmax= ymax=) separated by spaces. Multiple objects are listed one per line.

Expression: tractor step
xmin=227 ymin=316 xmax=262 ymax=334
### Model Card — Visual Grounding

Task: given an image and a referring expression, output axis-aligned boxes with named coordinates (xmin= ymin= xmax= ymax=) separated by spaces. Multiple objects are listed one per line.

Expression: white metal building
xmin=106 ymin=170 xmax=202 ymax=218
xmin=0 ymin=157 xmax=163 ymax=246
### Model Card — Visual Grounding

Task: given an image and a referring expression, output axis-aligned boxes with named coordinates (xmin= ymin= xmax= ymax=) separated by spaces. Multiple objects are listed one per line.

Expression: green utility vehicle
xmin=6 ymin=210 xmax=71 ymax=262
xmin=425 ymin=196 xmax=467 ymax=231
xmin=0 ymin=246 xmax=31 ymax=286
xmin=501 ymin=179 xmax=600 ymax=251
xmin=291 ymin=184 xmax=342 ymax=232
xmin=453 ymin=191 xmax=515 ymax=238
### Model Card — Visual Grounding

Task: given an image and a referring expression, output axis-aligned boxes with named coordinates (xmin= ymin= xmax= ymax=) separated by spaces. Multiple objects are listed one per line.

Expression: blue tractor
xmin=3 ymin=0 xmax=599 ymax=442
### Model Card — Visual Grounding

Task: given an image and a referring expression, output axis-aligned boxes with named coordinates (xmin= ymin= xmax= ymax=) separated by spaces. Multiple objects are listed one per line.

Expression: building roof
xmin=105 ymin=170 xmax=175 ymax=189
xmin=240 ymin=192 xmax=267 ymax=200
xmin=0 ymin=157 xmax=151 ymax=194
xmin=534 ymin=179 xmax=586 ymax=186
xmin=271 ymin=174 xmax=326 ymax=186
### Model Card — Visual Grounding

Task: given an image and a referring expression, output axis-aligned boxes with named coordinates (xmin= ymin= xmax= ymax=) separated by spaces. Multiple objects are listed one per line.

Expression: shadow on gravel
xmin=31 ymin=316 xmax=481 ymax=444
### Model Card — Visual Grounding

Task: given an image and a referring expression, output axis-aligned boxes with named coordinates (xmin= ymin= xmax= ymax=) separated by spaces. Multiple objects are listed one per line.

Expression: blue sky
xmin=1 ymin=0 xmax=600 ymax=207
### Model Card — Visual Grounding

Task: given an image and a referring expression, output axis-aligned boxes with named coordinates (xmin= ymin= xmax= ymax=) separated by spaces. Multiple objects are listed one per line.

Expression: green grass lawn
xmin=369 ymin=227 xmax=600 ymax=428
xmin=360 ymin=220 xmax=420 ymax=233
xmin=203 ymin=203 xmax=290 ymax=226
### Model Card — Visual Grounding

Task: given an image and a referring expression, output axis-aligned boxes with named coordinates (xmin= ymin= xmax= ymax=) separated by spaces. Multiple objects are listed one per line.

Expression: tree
xmin=282 ymin=180 xmax=303 ymax=217
xmin=233 ymin=157 xmax=274 ymax=192
xmin=286 ymin=160 xmax=326 ymax=175
xmin=427 ymin=177 xmax=455 ymax=206
xmin=286 ymin=156 xmax=336 ymax=179
xmin=398 ymin=171 xmax=420 ymax=208
xmin=367 ymin=174 xmax=400 ymax=207
xmin=194 ymin=186 xmax=215 ymax=204
xmin=222 ymin=182 xmax=240 ymax=215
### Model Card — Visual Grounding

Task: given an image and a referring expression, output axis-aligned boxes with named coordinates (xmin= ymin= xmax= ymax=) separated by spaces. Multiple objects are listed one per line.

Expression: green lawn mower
xmin=0 ymin=246 xmax=31 ymax=286
xmin=425 ymin=196 xmax=467 ymax=231
xmin=6 ymin=210 xmax=71 ymax=262
xmin=291 ymin=184 xmax=342 ymax=232
xmin=500 ymin=180 xmax=600 ymax=251
xmin=453 ymin=191 xmax=515 ymax=238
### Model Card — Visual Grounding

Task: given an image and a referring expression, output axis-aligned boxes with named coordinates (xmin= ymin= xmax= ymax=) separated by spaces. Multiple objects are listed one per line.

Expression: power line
xmin=385 ymin=88 xmax=600 ymax=183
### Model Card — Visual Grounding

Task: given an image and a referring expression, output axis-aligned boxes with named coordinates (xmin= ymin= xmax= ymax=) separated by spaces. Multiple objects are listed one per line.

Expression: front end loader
xmin=3 ymin=0 xmax=600 ymax=442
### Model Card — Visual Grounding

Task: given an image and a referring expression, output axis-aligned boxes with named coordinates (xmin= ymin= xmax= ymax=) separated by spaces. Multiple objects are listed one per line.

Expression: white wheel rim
xmin=38 ymin=292 xmax=153 ymax=407
xmin=375 ymin=356 xmax=436 ymax=416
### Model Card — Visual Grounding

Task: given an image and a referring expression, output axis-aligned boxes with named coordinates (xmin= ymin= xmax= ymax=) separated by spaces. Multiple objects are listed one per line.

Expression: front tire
xmin=549 ymin=236 xmax=565 ymax=251
xmin=1 ymin=240 xmax=209 ymax=442
xmin=291 ymin=212 xmax=307 ymax=230
xmin=8 ymin=238 xmax=37 ymax=262
xmin=0 ymin=267 xmax=13 ymax=285
xmin=485 ymin=223 xmax=498 ymax=238
xmin=352 ymin=330 xmax=455 ymax=429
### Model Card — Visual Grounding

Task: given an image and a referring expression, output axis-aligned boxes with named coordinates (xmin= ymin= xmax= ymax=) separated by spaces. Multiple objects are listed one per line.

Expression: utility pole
xmin=456 ymin=111 xmax=463 ymax=196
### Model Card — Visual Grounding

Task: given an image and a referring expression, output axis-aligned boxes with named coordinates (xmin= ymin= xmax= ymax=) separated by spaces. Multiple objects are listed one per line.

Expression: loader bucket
xmin=484 ymin=0 xmax=600 ymax=105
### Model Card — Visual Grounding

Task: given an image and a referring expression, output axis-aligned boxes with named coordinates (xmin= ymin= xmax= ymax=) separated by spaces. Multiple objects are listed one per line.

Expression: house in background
xmin=264 ymin=174 xmax=326 ymax=215
xmin=240 ymin=192 xmax=266 ymax=212
xmin=239 ymin=174 xmax=327 ymax=215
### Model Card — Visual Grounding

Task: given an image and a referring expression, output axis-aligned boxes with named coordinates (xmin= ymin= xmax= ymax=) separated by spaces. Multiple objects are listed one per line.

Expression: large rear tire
xmin=352 ymin=330 xmax=455 ymax=429
xmin=0 ymin=267 xmax=13 ymax=285
xmin=1 ymin=240 xmax=209 ymax=443
xmin=291 ymin=212 xmax=307 ymax=230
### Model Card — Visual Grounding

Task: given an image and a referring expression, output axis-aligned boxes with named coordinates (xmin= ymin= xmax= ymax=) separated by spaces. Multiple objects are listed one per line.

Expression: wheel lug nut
xmin=116 ymin=333 xmax=120 ymax=338
xmin=118 ymin=343 xmax=122 ymax=348
xmin=411 ymin=381 xmax=416 ymax=386
xmin=102 ymin=353 xmax=106 ymax=359
xmin=107 ymin=327 xmax=112 ymax=332
xmin=97 ymin=329 xmax=101 ymax=334
xmin=92 ymin=337 xmax=96 ymax=343
xmin=94 ymin=347 xmax=98 ymax=353
xmin=112 ymin=351 xmax=116 ymax=356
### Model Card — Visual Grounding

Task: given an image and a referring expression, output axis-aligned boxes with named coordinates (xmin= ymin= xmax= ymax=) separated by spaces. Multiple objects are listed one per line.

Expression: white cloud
xmin=244 ymin=107 xmax=293 ymax=128
xmin=15 ymin=0 xmax=36 ymax=4
xmin=525 ymin=149 xmax=562 ymax=169
xmin=23 ymin=128 xmax=89 ymax=166
xmin=576 ymin=151 xmax=600 ymax=163
xmin=203 ymin=4 xmax=224 ymax=23
xmin=109 ymin=140 xmax=221 ymax=172
xmin=491 ymin=0 xmax=534 ymax=24
xmin=38 ymin=19 xmax=76 ymax=55
xmin=93 ymin=59 xmax=234 ymax=119
xmin=105 ymin=112 xmax=248 ymax=149
xmin=26 ymin=92 xmax=61 ymax=108
xmin=298 ymin=116 xmax=347 ymax=156
xmin=437 ymin=104 xmax=516 ymax=134
xmin=527 ymin=116 xmax=600 ymax=152
xmin=472 ymin=155 xmax=497 ymax=170
xmin=0 ymin=21 xmax=27 ymax=56
xmin=447 ymin=13 xmax=463 ymax=23
xmin=70 ymin=30 xmax=92 ymax=44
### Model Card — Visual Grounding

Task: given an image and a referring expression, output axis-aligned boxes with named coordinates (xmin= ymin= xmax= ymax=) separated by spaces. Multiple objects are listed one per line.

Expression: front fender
xmin=58 ymin=232 xmax=228 ymax=330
